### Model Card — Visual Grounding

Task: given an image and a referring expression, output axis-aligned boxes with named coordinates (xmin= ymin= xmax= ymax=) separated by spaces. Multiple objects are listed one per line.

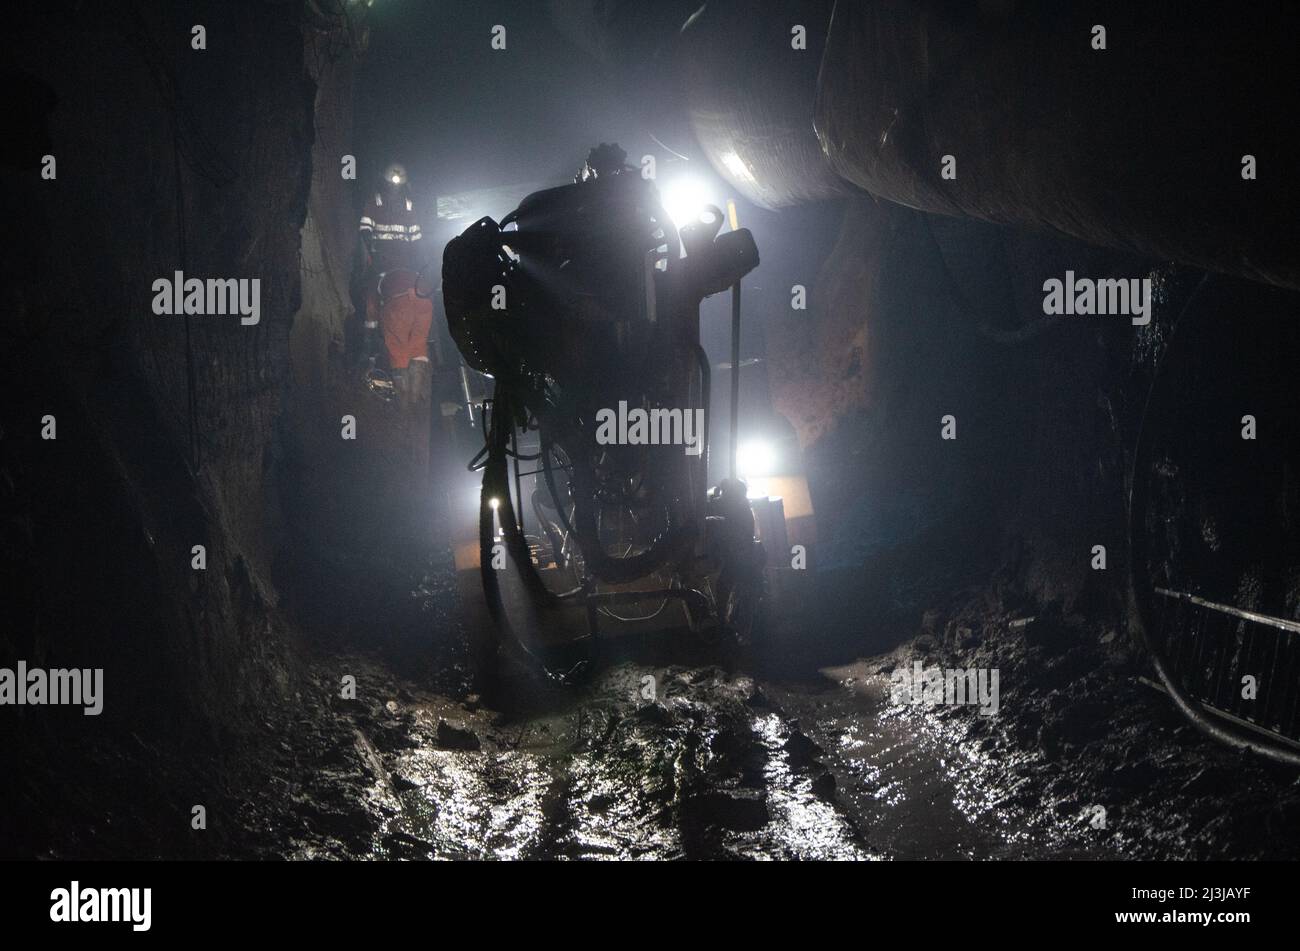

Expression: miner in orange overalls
xmin=358 ymin=163 xmax=434 ymax=409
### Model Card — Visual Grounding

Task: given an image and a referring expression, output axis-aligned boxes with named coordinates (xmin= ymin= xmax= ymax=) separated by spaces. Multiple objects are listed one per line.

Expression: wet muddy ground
xmin=256 ymin=658 xmax=867 ymax=860
xmin=221 ymin=553 xmax=1300 ymax=861
xmin=14 ymin=428 xmax=1297 ymax=863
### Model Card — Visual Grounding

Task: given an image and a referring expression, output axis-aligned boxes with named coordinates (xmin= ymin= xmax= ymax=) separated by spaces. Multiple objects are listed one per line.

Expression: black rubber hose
xmin=486 ymin=389 xmax=565 ymax=610
xmin=563 ymin=427 xmax=678 ymax=583
xmin=540 ymin=432 xmax=575 ymax=538
xmin=477 ymin=389 xmax=584 ymax=684
xmin=532 ymin=486 xmax=568 ymax=570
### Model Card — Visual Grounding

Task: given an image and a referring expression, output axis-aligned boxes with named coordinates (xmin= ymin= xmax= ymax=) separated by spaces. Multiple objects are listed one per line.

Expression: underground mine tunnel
xmin=3 ymin=0 xmax=1300 ymax=898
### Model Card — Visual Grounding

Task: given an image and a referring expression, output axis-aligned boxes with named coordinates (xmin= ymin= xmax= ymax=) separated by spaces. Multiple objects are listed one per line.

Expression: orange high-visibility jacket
xmin=374 ymin=270 xmax=432 ymax=370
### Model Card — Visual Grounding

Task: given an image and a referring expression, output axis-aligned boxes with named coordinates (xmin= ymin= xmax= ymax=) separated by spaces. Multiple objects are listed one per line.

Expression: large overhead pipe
xmin=552 ymin=0 xmax=1300 ymax=289
xmin=812 ymin=0 xmax=1300 ymax=290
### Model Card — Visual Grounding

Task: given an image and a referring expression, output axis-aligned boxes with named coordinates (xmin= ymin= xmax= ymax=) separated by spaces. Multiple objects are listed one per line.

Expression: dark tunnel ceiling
xmin=357 ymin=0 xmax=685 ymax=207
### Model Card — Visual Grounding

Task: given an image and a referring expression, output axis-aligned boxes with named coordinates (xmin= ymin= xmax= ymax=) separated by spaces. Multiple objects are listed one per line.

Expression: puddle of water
xmin=767 ymin=661 xmax=1113 ymax=859
xmin=286 ymin=654 xmax=1111 ymax=860
xmin=728 ymin=712 xmax=877 ymax=860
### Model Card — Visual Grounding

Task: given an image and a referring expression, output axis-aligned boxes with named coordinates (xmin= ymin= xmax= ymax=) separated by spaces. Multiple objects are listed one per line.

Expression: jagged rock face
xmin=291 ymin=12 xmax=362 ymax=401
xmin=766 ymin=200 xmax=883 ymax=450
xmin=3 ymin=0 xmax=352 ymax=729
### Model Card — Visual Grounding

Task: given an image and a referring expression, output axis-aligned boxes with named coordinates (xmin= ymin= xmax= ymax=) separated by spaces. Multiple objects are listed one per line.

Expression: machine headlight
xmin=737 ymin=440 xmax=777 ymax=480
xmin=660 ymin=175 xmax=715 ymax=230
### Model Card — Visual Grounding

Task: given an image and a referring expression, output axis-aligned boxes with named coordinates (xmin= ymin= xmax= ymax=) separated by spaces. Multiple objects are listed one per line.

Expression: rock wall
xmin=2 ymin=0 xmax=359 ymax=735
